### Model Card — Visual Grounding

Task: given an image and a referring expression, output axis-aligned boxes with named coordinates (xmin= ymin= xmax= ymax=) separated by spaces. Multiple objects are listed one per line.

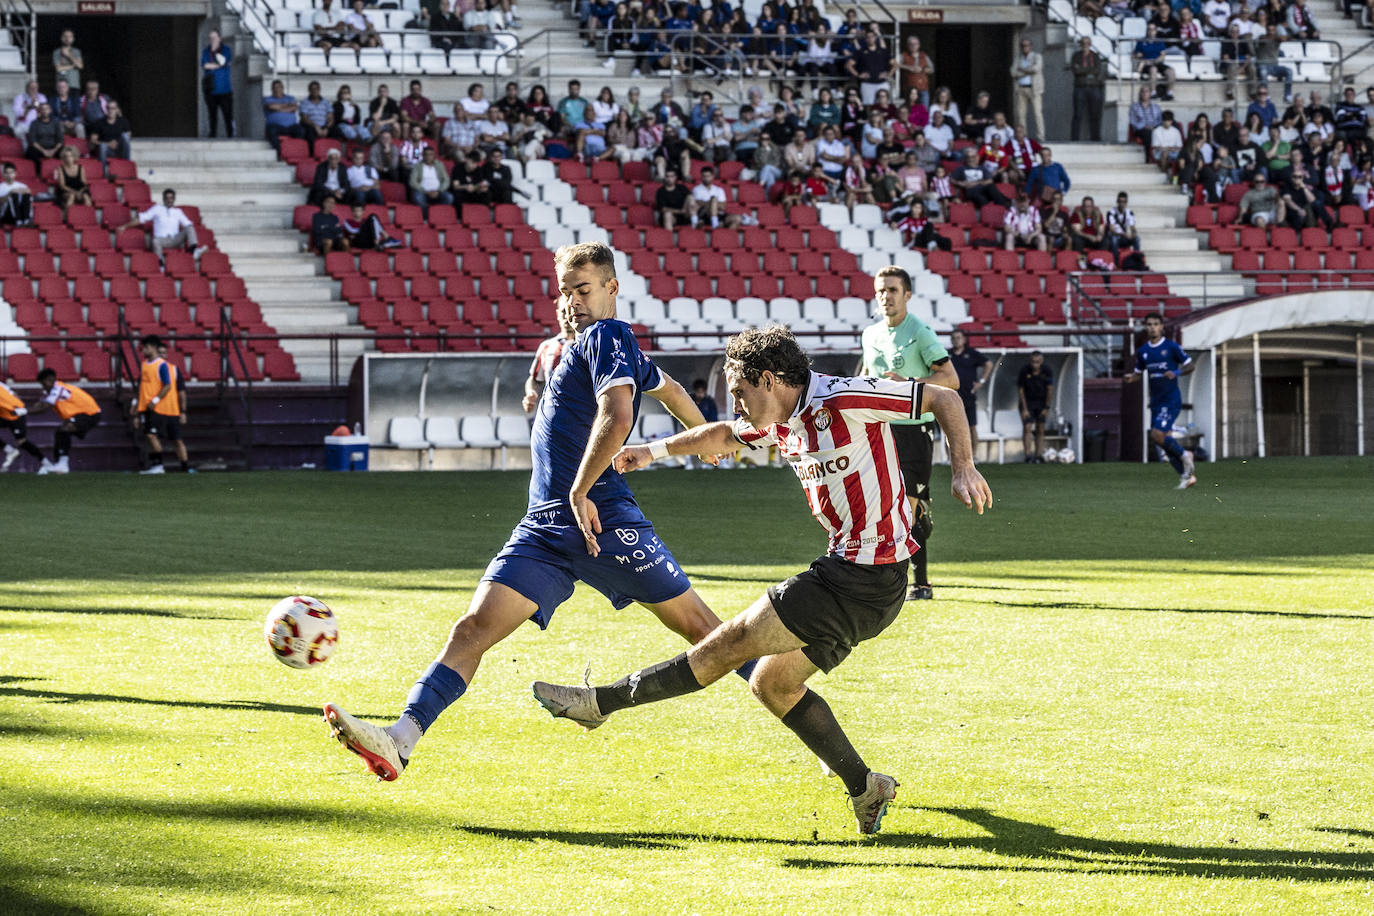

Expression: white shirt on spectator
xmin=816 ymin=136 xmax=847 ymax=173
xmin=1003 ymin=206 xmax=1041 ymax=237
xmin=983 ymin=123 xmax=1013 ymax=147
xmin=418 ymin=163 xmax=441 ymax=192
xmin=1107 ymin=206 xmax=1135 ymax=234
xmin=1202 ymin=0 xmax=1231 ymax=32
xmin=347 ymin=163 xmax=378 ymax=188
xmin=344 ymin=9 xmax=373 ymax=33
xmin=691 ymin=183 xmax=726 ymax=205
xmin=925 ymin=121 xmax=954 ymax=153
xmin=0 ymin=179 xmax=30 ymax=196
xmin=1150 ymin=123 xmax=1183 ymax=150
xmin=460 ymin=97 xmax=491 ymax=117
xmin=11 ymin=91 xmax=45 ymax=132
xmin=444 ymin=118 xmax=479 ymax=149
xmin=591 ymin=100 xmax=619 ymax=126
xmin=139 ymin=204 xmax=193 ymax=238
xmin=702 ymin=120 xmax=733 ymax=147
xmin=312 ymin=5 xmax=346 ymax=30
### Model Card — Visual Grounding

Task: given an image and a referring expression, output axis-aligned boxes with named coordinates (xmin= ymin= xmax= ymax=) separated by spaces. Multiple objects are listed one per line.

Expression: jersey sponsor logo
xmin=812 ymin=407 xmax=832 ymax=431
xmin=615 ymin=527 xmax=640 ymax=546
xmin=613 ymin=535 xmax=666 ymax=573
xmin=792 ymin=454 xmax=850 ymax=481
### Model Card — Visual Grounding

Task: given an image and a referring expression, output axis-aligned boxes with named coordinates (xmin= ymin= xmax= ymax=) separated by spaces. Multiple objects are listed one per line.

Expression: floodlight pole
xmin=1252 ymin=333 xmax=1266 ymax=458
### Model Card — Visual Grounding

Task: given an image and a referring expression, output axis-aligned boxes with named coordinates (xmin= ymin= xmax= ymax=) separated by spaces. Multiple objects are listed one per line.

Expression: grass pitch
xmin=1 ymin=457 xmax=1373 ymax=915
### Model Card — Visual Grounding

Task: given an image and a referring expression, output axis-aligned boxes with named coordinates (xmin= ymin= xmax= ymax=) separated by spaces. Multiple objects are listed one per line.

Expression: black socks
xmin=780 ymin=689 xmax=870 ymax=797
xmin=595 ymin=652 xmax=703 ymax=715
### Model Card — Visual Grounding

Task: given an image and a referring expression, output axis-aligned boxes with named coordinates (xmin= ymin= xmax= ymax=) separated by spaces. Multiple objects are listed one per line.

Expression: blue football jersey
xmin=1135 ymin=338 xmax=1191 ymax=405
xmin=527 ymin=318 xmax=662 ymax=513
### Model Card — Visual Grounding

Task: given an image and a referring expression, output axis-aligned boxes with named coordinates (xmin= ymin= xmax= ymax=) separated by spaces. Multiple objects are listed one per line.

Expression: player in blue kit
xmin=324 ymin=241 xmax=736 ymax=780
xmin=1125 ymin=312 xmax=1196 ymax=489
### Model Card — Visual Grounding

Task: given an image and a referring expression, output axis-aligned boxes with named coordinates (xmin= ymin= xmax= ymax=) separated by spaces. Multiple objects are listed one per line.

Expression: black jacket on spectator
xmin=430 ymin=12 xmax=464 ymax=50
xmin=309 ymin=161 xmax=351 ymax=205
xmin=479 ymin=160 xmax=515 ymax=204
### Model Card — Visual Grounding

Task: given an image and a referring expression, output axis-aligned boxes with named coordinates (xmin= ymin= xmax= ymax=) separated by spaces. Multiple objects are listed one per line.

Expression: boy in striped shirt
xmin=534 ymin=325 xmax=992 ymax=835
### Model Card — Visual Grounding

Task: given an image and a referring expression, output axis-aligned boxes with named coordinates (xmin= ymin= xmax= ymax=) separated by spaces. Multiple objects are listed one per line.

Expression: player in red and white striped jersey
xmin=532 ymin=326 xmax=991 ymax=835
xmin=521 ymin=299 xmax=577 ymax=413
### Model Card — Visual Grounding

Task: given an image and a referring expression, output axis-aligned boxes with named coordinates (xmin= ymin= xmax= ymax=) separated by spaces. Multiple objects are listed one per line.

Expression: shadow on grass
xmin=0 ymin=882 xmax=93 ymax=916
xmin=980 ymin=599 xmax=1374 ymax=622
xmin=0 ymin=676 xmax=353 ymax=719
xmin=0 ymin=604 xmax=239 ymax=620
xmin=778 ymin=807 xmax=1374 ymax=882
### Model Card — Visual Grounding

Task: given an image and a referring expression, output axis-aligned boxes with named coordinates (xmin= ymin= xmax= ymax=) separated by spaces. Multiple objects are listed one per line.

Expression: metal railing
xmin=225 ymin=0 xmax=280 ymax=58
xmin=0 ymin=0 xmax=35 ymax=80
xmin=217 ymin=306 xmax=257 ymax=467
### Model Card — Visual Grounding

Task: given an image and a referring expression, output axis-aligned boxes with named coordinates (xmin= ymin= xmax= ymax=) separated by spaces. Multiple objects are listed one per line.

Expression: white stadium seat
xmin=639 ymin=414 xmax=678 ymax=441
xmin=1305 ymin=42 xmax=1333 ymax=60
xmin=834 ymin=297 xmax=873 ymax=327
xmin=700 ymin=298 xmax=734 ymax=327
xmin=1278 ymin=41 xmax=1305 ymax=60
xmin=495 ymin=415 xmax=532 ymax=447
xmin=817 ymin=203 xmax=850 ymax=229
xmin=850 ymin=204 xmax=883 ymax=229
xmin=540 ymin=183 xmax=573 ymax=204
xmin=358 ymin=48 xmax=390 ymax=72
xmin=1121 ymin=17 xmax=1147 ymax=38
xmin=801 ymin=297 xmax=834 ymax=323
xmin=294 ymin=48 xmax=329 ymax=73
xmin=631 ymin=298 xmax=668 ymax=325
xmin=768 ymin=298 xmax=802 ymax=324
xmin=329 ymin=51 xmax=362 ymax=74
xmin=388 ymin=416 xmax=429 ymax=449
xmin=417 ymin=49 xmax=451 ymax=73
xmin=524 ymin=160 xmax=556 ymax=181
xmin=459 ymin=416 xmax=502 ymax=449
xmin=424 ymin=417 xmax=463 ymax=448
xmin=575 ymin=225 xmax=609 ymax=244
xmin=914 ymin=272 xmax=945 ymax=298
xmin=666 ymin=298 xmax=701 ymax=323
xmin=735 ymin=297 xmax=769 ymax=325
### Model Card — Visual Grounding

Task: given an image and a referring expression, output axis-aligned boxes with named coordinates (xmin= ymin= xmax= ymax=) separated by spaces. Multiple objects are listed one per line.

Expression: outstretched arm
xmin=613 ymin=420 xmax=740 ymax=474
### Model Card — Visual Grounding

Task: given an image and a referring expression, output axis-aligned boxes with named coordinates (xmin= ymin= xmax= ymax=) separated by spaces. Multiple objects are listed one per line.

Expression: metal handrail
xmin=0 ymin=0 xmax=36 ymax=80
xmin=217 ymin=306 xmax=256 ymax=467
xmin=226 ymin=0 xmax=279 ymax=58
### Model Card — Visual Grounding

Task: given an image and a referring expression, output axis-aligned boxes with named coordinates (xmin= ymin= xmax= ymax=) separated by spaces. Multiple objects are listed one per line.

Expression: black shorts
xmin=2 ymin=415 xmax=28 ymax=440
xmin=1023 ymin=403 xmax=1047 ymax=424
xmin=143 ymin=410 xmax=182 ymax=441
xmin=767 ymin=554 xmax=909 ymax=673
xmin=958 ymin=392 xmax=978 ymax=429
xmin=890 ymin=422 xmax=933 ymax=500
xmin=68 ymin=412 xmax=100 ymax=438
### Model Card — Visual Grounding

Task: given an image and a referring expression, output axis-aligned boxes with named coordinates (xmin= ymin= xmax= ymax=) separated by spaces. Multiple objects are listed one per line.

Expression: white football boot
xmin=850 ymin=772 xmax=899 ymax=835
xmin=531 ymin=680 xmax=608 ymax=730
xmin=1 ymin=444 xmax=18 ymax=471
xmin=324 ymin=703 xmax=406 ymax=781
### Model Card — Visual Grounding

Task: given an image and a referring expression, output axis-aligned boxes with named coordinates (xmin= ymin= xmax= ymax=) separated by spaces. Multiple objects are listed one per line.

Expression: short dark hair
xmin=142 ymin=334 xmax=164 ymax=349
xmin=725 ymin=325 xmax=812 ymax=387
xmin=1162 ymin=109 xmax=1175 ymax=122
xmin=37 ymin=367 xmax=56 ymax=384
xmin=875 ymin=265 xmax=912 ymax=293
xmin=554 ymin=241 xmax=617 ymax=279
xmin=468 ymin=82 xmax=482 ymax=95
xmin=0 ymin=161 xmax=12 ymax=172
xmin=1143 ymin=311 xmax=1163 ymax=323
xmin=692 ymin=378 xmax=707 ymax=389
xmin=162 ymin=188 xmax=176 ymax=198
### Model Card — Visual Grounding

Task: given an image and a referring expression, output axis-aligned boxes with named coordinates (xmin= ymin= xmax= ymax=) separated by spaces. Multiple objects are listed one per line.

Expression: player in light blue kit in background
xmin=1125 ymin=311 xmax=1196 ymax=490
xmin=323 ymin=241 xmax=746 ymax=781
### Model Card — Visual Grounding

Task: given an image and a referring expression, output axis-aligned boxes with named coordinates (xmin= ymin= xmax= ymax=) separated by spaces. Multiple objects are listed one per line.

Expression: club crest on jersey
xmin=615 ymin=528 xmax=640 ymax=546
xmin=892 ymin=353 xmax=905 ymax=369
xmin=813 ymin=407 xmax=832 ymax=431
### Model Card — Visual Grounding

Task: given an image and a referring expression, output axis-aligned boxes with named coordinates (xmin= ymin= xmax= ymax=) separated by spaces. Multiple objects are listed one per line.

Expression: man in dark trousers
xmin=1068 ymin=37 xmax=1105 ymax=142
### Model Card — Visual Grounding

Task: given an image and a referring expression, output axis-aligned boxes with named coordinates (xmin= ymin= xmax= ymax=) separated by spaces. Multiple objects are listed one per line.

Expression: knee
xmin=748 ymin=670 xmax=804 ymax=714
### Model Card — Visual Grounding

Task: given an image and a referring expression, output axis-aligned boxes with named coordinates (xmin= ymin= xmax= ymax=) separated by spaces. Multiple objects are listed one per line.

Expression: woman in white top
xmin=929 ymin=86 xmax=960 ymax=134
xmin=590 ymin=86 xmax=620 ymax=128
xmin=859 ymin=109 xmax=885 ymax=160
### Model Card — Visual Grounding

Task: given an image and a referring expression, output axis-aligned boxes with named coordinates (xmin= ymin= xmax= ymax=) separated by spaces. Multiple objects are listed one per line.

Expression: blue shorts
xmin=1150 ymin=397 xmax=1181 ymax=433
xmin=482 ymin=504 xmax=692 ymax=629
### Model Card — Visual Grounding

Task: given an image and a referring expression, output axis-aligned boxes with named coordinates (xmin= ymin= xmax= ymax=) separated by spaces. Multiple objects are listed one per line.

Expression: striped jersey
xmin=529 ymin=333 xmax=571 ymax=384
xmin=732 ymin=372 xmax=924 ymax=565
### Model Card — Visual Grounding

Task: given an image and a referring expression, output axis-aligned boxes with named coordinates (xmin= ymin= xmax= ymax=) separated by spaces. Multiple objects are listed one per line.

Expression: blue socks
xmin=735 ymin=659 xmax=758 ymax=681
xmin=401 ymin=661 xmax=467 ymax=734
xmin=1159 ymin=436 xmax=1185 ymax=474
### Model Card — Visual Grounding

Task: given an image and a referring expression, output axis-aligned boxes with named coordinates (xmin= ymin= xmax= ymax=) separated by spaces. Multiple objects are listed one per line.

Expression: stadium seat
xmin=388 ymin=416 xmax=430 ymax=449
xmin=423 ymin=416 xmax=463 ymax=448
xmin=458 ymin=415 xmax=502 ymax=448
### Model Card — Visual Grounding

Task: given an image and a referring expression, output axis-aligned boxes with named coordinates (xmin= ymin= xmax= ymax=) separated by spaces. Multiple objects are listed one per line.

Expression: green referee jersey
xmin=860 ymin=312 xmax=948 ymax=425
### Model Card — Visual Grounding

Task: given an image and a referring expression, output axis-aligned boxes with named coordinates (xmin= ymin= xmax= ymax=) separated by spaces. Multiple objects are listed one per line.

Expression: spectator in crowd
xmin=1335 ymin=87 xmax=1369 ymax=145
xmin=313 ymin=0 xmax=358 ymax=57
xmin=690 ymin=379 xmax=718 ymax=423
xmin=803 ymin=162 xmax=839 ymax=203
xmin=633 ymin=30 xmax=673 ymax=77
xmin=448 ymin=150 xmax=486 ymax=213
xmin=1253 ymin=27 xmax=1292 ymax=103
xmin=263 ymin=79 xmax=304 ymax=151
xmin=476 ymin=106 xmax=511 ymax=155
xmin=1041 ymin=190 xmax=1070 ymax=250
xmin=1025 ymin=146 xmax=1070 ymax=204
xmin=909 ymin=128 xmax=939 ymax=174
xmin=52 ymin=145 xmax=91 ymax=211
xmin=91 ymin=100 xmax=131 ymax=171
xmin=308 ymin=147 xmax=351 ymax=206
xmin=962 ymin=90 xmax=995 ymax=141
xmin=24 ymin=103 xmax=63 ymax=174
xmin=1285 ymin=0 xmax=1318 ymax=38
xmin=691 ymin=165 xmax=738 ymax=228
xmin=654 ymin=168 xmax=693 ymax=229
xmin=441 ymin=104 xmax=479 ymax=159
xmin=701 ymin=107 xmax=734 ymax=162
xmin=1178 ymin=10 xmax=1205 ymax=57
xmin=1214 ymin=106 xmax=1241 ymax=152
xmin=732 ymin=104 xmax=764 ymax=162
xmin=930 ymin=85 xmax=961 ymax=130
xmin=843 ymin=153 xmax=874 ymax=209
xmin=408 ymin=145 xmax=453 ymax=216
xmin=1220 ymin=23 xmax=1254 ymax=103
xmin=299 ymin=81 xmax=332 ymax=150
xmin=846 ymin=30 xmax=893 ymax=106
xmin=982 ymin=110 xmax=1013 ymax=148
xmin=399 ymin=124 xmax=432 ymax=184
xmin=1282 ymin=165 xmax=1334 ymax=229
xmin=1069 ymin=36 xmax=1106 ymax=141
xmin=332 ymin=85 xmax=371 ymax=142
xmin=653 ymin=124 xmax=695 ymax=179
xmin=369 ymin=84 xmax=401 ymax=137
xmin=346 ymin=148 xmax=383 ymax=205
xmin=924 ymin=108 xmax=954 ymax=154
xmin=686 ymin=90 xmax=717 ymax=139
xmin=460 ymin=83 xmax=491 ymax=119
xmin=807 ymin=88 xmax=840 ymax=135
xmin=1262 ymin=123 xmax=1292 ymax=179
xmin=1129 ymin=86 xmax=1163 ymax=148
xmin=1011 ymin=37 xmax=1045 ymax=138
xmin=344 ymin=0 xmax=382 ymax=47
xmin=1105 ymin=191 xmax=1140 ymax=254
xmin=1233 ymin=125 xmax=1266 ymax=179
xmin=463 ymin=0 xmax=501 ymax=49
xmin=0 ymin=161 xmax=32 ymax=225
xmin=430 ymin=0 xmax=464 ymax=49
xmin=953 ymin=147 xmax=1011 ymax=209
xmin=1069 ymin=195 xmax=1105 ymax=251
xmin=947 ymin=328 xmax=990 ymax=449
xmin=495 ymin=81 xmax=527 ymax=123
xmin=201 ymin=29 xmax=234 ymax=138
xmin=1002 ymin=123 xmax=1040 ymax=182
xmin=815 ymin=124 xmax=847 ymax=181
xmin=52 ymin=30 xmax=83 ymax=92
xmin=799 ymin=23 xmax=839 ymax=93
xmin=511 ymin=110 xmax=552 ymax=162
xmin=895 ymin=199 xmax=951 ymax=251
xmin=1004 ymin=195 xmax=1046 ymax=251
xmin=78 ymin=80 xmax=109 ymax=138
xmin=899 ymin=35 xmax=934 ymax=106
xmin=123 ymin=188 xmax=205 ymax=260
xmin=753 ymin=131 xmax=784 ymax=187
xmin=370 ymin=129 xmax=402 ymax=181
xmin=342 ymin=202 xmax=403 ymax=251
xmin=311 ymin=195 xmax=347 ymax=253
xmin=50 ymin=80 xmax=82 ymax=138
xmin=1132 ymin=23 xmax=1176 ymax=101
xmin=11 ymin=80 xmax=45 ymax=143
xmin=1202 ymin=0 xmax=1232 ymax=34
xmin=1238 ymin=170 xmax=1284 ymax=226
xmin=1018 ymin=351 xmax=1054 ymax=463
xmin=479 ymin=147 xmax=520 ymax=204
xmin=1150 ymin=110 xmax=1185 ymax=173
xmin=400 ymin=80 xmax=438 ymax=139
xmin=977 ymin=132 xmax=1011 ymax=182
xmin=782 ymin=127 xmax=815 ymax=175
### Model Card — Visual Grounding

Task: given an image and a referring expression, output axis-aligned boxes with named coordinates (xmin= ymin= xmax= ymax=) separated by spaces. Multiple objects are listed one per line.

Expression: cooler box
xmin=324 ymin=434 xmax=370 ymax=471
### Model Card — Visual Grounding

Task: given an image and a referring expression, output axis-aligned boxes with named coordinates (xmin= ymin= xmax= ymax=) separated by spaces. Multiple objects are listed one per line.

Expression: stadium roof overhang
xmin=1178 ymin=291 xmax=1374 ymax=352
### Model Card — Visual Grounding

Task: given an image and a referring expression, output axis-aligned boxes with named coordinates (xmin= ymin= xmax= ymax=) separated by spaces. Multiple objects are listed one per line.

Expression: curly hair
xmin=724 ymin=325 xmax=811 ymax=387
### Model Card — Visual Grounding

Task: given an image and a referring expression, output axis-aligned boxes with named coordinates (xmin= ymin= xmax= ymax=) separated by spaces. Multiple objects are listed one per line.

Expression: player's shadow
xmin=779 ymin=807 xmax=1374 ymax=882
xmin=0 ymin=603 xmax=239 ymax=620
xmin=0 ymin=676 xmax=349 ymax=719
xmin=980 ymin=598 xmax=1374 ymax=622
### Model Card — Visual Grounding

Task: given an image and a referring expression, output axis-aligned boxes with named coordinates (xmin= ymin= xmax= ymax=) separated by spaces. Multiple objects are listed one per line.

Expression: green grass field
xmin=2 ymin=457 xmax=1373 ymax=915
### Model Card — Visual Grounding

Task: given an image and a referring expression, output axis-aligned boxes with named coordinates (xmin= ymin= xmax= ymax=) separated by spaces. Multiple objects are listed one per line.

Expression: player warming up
xmin=533 ymin=326 xmax=992 ymax=835
xmin=324 ymin=242 xmax=746 ymax=781
xmin=0 ymin=381 xmax=43 ymax=472
xmin=1125 ymin=312 xmax=1196 ymax=489
xmin=28 ymin=370 xmax=102 ymax=475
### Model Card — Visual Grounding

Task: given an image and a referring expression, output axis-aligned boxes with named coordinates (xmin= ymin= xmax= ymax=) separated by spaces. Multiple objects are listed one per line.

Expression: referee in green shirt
xmin=860 ymin=266 xmax=960 ymax=600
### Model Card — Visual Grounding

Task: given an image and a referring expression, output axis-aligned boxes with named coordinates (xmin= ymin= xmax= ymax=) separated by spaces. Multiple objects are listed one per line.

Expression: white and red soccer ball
xmin=264 ymin=596 xmax=338 ymax=669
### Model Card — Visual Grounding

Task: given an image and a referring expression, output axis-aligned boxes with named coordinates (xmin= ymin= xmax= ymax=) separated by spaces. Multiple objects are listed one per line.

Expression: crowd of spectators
xmin=1130 ymin=82 xmax=1374 ymax=229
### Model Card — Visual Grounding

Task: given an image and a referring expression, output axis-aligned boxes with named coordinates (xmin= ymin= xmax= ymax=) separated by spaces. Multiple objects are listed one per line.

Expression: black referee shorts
xmin=890 ymin=422 xmax=933 ymax=501
xmin=767 ymin=554 xmax=909 ymax=673
xmin=2 ymin=415 xmax=28 ymax=440
xmin=959 ymin=392 xmax=978 ymax=429
xmin=69 ymin=413 xmax=100 ymax=438
xmin=143 ymin=410 xmax=182 ymax=441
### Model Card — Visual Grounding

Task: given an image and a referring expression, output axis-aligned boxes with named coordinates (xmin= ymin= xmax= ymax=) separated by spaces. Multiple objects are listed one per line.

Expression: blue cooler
xmin=324 ymin=434 xmax=370 ymax=471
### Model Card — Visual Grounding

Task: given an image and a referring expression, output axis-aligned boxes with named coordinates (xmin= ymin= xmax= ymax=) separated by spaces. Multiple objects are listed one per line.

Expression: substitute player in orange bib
xmin=1 ymin=380 xmax=45 ymax=472
xmin=133 ymin=335 xmax=189 ymax=474
xmin=28 ymin=369 xmax=101 ymax=474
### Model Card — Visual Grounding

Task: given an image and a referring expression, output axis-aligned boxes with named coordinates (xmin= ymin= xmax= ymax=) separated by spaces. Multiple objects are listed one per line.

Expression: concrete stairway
xmin=1052 ymin=142 xmax=1247 ymax=304
xmin=132 ymin=138 xmax=366 ymax=382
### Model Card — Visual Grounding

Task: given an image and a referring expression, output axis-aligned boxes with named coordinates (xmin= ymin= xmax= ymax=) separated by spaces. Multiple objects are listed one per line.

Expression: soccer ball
xmin=1058 ymin=448 xmax=1076 ymax=464
xmin=264 ymin=596 xmax=338 ymax=669
xmin=1043 ymin=447 xmax=1059 ymax=463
